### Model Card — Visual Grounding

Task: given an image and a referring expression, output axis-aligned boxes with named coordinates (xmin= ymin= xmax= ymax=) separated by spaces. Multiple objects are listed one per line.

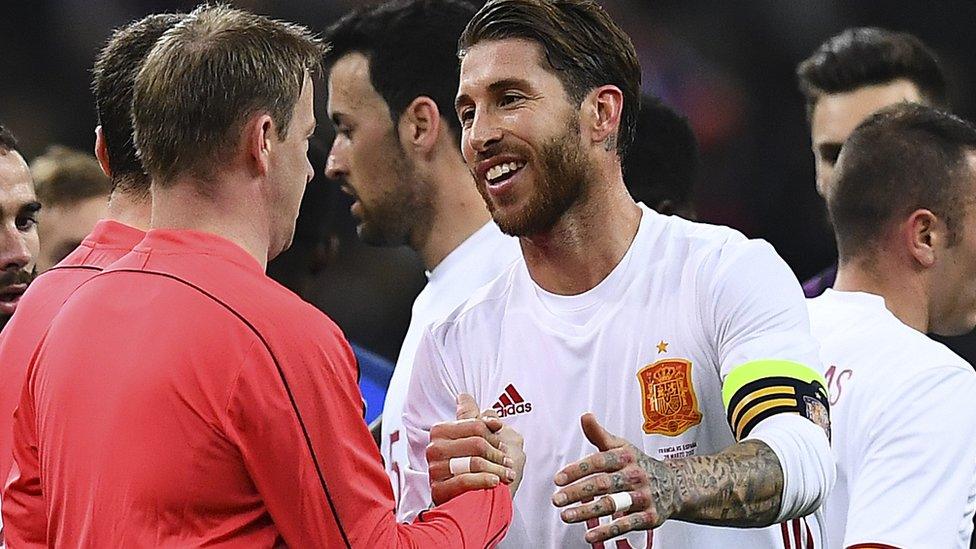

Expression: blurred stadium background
xmin=3 ymin=0 xmax=975 ymax=360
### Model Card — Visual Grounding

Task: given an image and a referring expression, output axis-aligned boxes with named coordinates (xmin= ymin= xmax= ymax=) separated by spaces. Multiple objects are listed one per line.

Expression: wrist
xmin=661 ymin=458 xmax=689 ymax=519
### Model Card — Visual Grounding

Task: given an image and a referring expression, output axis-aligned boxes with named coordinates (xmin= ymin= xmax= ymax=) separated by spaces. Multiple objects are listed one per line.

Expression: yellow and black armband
xmin=722 ymin=360 xmax=830 ymax=440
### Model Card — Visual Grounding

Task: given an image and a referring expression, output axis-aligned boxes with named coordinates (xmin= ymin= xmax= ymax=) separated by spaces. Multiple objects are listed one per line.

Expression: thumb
xmin=580 ymin=413 xmax=623 ymax=452
xmin=456 ymin=393 xmax=480 ymax=420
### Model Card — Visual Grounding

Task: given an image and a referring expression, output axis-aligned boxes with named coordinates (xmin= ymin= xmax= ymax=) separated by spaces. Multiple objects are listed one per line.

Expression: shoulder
xmin=425 ymin=259 xmax=522 ymax=343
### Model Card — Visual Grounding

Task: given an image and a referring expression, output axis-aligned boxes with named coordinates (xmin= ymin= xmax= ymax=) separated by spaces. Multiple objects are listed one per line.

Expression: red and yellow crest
xmin=637 ymin=358 xmax=702 ymax=436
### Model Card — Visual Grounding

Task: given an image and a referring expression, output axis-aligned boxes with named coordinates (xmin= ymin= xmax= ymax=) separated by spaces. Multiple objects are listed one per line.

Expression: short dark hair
xmin=829 ymin=103 xmax=976 ymax=261
xmin=623 ymin=95 xmax=698 ymax=217
xmin=459 ymin=0 xmax=642 ymax=156
xmin=93 ymin=13 xmax=185 ymax=196
xmin=797 ymin=27 xmax=949 ymax=118
xmin=31 ymin=146 xmax=112 ymax=207
xmin=133 ymin=4 xmax=325 ymax=184
xmin=0 ymin=124 xmax=19 ymax=156
xmin=324 ymin=0 xmax=478 ymax=143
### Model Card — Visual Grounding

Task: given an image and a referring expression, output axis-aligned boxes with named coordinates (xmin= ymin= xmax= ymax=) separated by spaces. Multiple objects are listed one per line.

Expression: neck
xmin=834 ymin=255 xmax=929 ymax=332
xmin=106 ymin=189 xmax=152 ymax=230
xmin=522 ymin=168 xmax=641 ymax=295
xmin=150 ymin=172 xmax=271 ymax=269
xmin=413 ymin=151 xmax=492 ymax=271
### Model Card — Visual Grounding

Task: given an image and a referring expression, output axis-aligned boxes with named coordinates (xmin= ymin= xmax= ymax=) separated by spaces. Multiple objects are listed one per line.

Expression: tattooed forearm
xmin=660 ymin=440 xmax=783 ymax=527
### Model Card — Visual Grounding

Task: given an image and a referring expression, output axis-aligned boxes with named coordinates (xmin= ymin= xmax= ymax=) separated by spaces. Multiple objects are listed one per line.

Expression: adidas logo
xmin=492 ymin=384 xmax=533 ymax=417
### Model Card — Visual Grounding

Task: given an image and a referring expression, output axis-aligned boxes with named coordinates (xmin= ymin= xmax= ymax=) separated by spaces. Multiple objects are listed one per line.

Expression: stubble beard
xmin=356 ymin=145 xmax=433 ymax=249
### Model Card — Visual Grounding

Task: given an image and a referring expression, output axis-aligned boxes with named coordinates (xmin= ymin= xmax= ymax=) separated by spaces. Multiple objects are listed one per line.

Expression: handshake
xmin=426 ymin=393 xmax=526 ymax=503
xmin=427 ymin=394 xmax=677 ymax=544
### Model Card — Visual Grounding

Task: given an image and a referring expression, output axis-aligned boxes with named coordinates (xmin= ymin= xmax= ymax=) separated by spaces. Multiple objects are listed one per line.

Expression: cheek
xmin=27 ymin=231 xmax=40 ymax=264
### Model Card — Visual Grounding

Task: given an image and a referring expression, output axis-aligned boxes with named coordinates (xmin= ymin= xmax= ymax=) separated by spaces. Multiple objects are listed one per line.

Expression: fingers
xmin=431 ymin=472 xmax=502 ymax=506
xmin=430 ymin=455 xmax=516 ymax=484
xmin=583 ymin=511 xmax=663 ymax=544
xmin=427 ymin=438 xmax=513 ymax=481
xmin=456 ymin=393 xmax=480 ymax=420
xmin=430 ymin=418 xmax=501 ymax=449
xmin=580 ymin=413 xmax=624 ymax=452
xmin=551 ymin=465 xmax=645 ymax=507
xmin=553 ymin=446 xmax=635 ymax=487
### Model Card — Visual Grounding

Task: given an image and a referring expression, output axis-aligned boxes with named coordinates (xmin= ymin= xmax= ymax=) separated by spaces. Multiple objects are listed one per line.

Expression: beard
xmin=477 ymin=116 xmax=590 ymax=237
xmin=355 ymin=144 xmax=434 ymax=248
xmin=0 ymin=266 xmax=37 ymax=331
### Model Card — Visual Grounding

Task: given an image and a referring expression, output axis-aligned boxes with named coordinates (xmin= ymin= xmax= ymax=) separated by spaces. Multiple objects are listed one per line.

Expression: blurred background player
xmin=0 ymin=126 xmax=37 ymax=334
xmin=796 ymin=26 xmax=976 ymax=371
xmin=30 ymin=145 xmax=111 ymax=272
xmin=0 ymin=124 xmax=37 ymax=547
xmin=809 ymin=103 xmax=976 ymax=548
xmin=4 ymin=5 xmax=521 ymax=546
xmin=406 ymin=0 xmax=832 ymax=546
xmin=623 ymin=94 xmax=699 ymax=219
xmin=322 ymin=0 xmax=520 ymax=515
xmin=796 ymin=27 xmax=948 ymax=297
xmin=0 ymin=13 xmax=184 ymax=547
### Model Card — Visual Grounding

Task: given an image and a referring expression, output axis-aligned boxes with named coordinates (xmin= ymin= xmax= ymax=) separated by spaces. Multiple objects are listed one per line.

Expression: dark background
xmin=4 ymin=0 xmax=975 ymax=359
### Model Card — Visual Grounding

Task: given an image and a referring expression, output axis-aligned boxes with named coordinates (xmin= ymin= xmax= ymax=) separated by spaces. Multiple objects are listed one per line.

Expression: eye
xmin=15 ymin=214 xmax=37 ymax=232
xmin=499 ymin=93 xmax=524 ymax=107
xmin=458 ymin=107 xmax=475 ymax=128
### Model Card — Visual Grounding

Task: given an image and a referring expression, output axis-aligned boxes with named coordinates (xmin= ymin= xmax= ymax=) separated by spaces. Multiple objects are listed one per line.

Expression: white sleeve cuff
xmin=746 ymin=413 xmax=835 ymax=522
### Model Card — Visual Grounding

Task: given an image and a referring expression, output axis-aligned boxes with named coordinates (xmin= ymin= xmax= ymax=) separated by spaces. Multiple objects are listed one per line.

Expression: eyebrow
xmin=455 ymin=77 xmax=533 ymax=111
xmin=20 ymin=201 xmax=41 ymax=215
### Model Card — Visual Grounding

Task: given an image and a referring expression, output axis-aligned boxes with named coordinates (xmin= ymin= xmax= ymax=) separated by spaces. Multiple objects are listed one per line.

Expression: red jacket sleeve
xmin=2 ymin=360 xmax=48 ymax=549
xmin=224 ymin=320 xmax=511 ymax=548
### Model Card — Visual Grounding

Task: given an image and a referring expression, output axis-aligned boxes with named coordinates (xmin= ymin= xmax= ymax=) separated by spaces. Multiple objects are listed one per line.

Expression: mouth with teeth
xmin=484 ymin=160 xmax=526 ymax=192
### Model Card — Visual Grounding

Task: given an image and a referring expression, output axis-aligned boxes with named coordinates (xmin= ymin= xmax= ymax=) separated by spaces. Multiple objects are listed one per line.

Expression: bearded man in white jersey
xmin=403 ymin=0 xmax=835 ymax=547
xmin=809 ymin=103 xmax=976 ymax=549
xmin=322 ymin=0 xmax=522 ymax=518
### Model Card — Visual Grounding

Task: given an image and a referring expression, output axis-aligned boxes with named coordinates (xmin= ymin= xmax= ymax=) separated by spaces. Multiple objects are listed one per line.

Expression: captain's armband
xmin=722 ymin=360 xmax=830 ymax=440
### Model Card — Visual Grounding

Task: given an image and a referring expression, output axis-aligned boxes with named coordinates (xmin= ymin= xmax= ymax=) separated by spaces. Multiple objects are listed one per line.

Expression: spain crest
xmin=637 ymin=358 xmax=702 ymax=436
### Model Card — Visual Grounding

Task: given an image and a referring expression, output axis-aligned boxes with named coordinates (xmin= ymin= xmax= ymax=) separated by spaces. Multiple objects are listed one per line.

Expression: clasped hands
xmin=427 ymin=401 xmax=676 ymax=544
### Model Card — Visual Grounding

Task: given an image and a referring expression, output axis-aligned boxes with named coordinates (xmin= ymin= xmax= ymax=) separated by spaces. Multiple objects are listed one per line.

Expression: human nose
xmin=466 ymin=110 xmax=504 ymax=154
xmin=0 ymin=223 xmax=31 ymax=272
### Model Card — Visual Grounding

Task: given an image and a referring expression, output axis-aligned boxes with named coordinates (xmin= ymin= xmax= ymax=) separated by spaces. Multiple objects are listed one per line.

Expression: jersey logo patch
xmin=638 ymin=358 xmax=702 ymax=436
xmin=491 ymin=384 xmax=532 ymax=417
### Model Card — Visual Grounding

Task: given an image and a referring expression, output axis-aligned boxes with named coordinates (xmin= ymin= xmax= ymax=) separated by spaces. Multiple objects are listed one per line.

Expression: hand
xmin=551 ymin=414 xmax=679 ymax=544
xmin=483 ymin=408 xmax=526 ymax=498
xmin=427 ymin=394 xmax=517 ymax=505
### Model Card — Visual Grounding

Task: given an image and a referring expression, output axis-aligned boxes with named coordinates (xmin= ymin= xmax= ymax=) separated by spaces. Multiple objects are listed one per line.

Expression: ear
xmin=245 ymin=113 xmax=276 ymax=177
xmin=94 ymin=126 xmax=113 ymax=178
xmin=583 ymin=85 xmax=624 ymax=152
xmin=904 ymin=209 xmax=941 ymax=267
xmin=397 ymin=96 xmax=442 ymax=158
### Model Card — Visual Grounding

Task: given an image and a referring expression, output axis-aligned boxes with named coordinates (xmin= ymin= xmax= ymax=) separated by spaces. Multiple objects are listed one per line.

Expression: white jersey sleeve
xmin=843 ymin=366 xmax=976 ymax=548
xmin=400 ymin=325 xmax=462 ymax=523
xmin=701 ymin=239 xmax=834 ymax=521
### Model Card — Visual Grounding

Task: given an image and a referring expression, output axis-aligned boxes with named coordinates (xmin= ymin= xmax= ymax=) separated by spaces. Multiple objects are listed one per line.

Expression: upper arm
xmin=399 ymin=326 xmax=462 ymax=522
xmin=703 ymin=240 xmax=828 ymax=441
xmin=225 ymin=325 xmax=396 ymax=547
xmin=843 ymin=368 xmax=976 ymax=548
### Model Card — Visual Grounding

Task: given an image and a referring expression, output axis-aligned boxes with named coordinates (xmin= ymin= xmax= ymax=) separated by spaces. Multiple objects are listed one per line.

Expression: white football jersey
xmin=809 ymin=289 xmax=976 ymax=549
xmin=382 ymin=221 xmax=519 ymax=521
xmin=404 ymin=205 xmax=828 ymax=548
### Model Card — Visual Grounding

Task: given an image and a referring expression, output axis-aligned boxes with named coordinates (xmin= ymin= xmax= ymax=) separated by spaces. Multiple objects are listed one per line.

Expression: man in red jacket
xmin=0 ymin=18 xmax=183 ymax=546
xmin=3 ymin=5 xmax=520 ymax=547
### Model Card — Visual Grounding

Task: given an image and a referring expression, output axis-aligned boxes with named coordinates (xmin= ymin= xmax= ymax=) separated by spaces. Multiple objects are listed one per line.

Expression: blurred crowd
xmin=3 ymin=0 xmax=976 ymax=363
